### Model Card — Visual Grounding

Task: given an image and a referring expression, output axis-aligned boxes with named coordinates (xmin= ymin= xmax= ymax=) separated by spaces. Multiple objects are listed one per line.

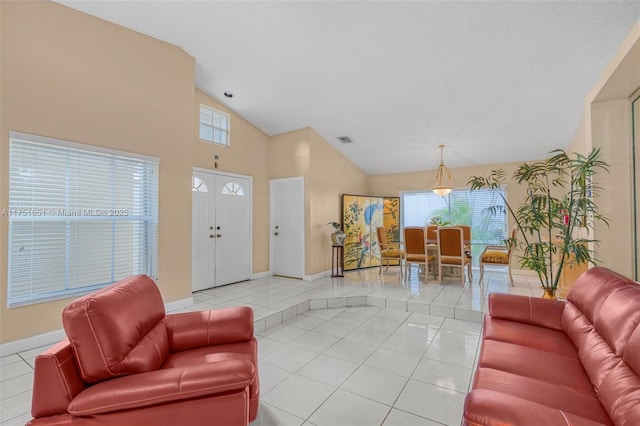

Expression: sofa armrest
xmin=464 ymin=390 xmax=607 ymax=426
xmin=166 ymin=306 xmax=254 ymax=352
xmin=488 ymin=293 xmax=565 ymax=331
xmin=31 ymin=340 xmax=87 ymax=418
xmin=68 ymin=359 xmax=255 ymax=416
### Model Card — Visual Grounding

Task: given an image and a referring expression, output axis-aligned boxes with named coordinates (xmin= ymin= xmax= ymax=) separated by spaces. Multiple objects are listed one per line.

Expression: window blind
xmin=7 ymin=133 xmax=159 ymax=306
xmin=401 ymin=188 xmax=507 ymax=264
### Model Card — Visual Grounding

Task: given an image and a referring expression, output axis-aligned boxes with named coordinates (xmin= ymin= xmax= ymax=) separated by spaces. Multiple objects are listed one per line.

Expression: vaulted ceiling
xmin=57 ymin=1 xmax=640 ymax=175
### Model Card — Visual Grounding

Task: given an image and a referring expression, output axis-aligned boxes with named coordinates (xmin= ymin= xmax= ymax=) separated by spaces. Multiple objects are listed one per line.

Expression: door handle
xmin=274 ymin=232 xmax=279 ymax=236
xmin=210 ymin=234 xmax=215 ymax=239
xmin=216 ymin=234 xmax=222 ymax=238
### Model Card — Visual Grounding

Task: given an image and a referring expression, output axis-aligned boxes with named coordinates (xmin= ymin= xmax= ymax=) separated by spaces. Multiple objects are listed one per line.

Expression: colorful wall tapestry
xmin=342 ymin=195 xmax=400 ymax=271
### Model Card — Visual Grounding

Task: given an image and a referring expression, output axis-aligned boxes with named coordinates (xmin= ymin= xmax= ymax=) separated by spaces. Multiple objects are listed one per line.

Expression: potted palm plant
xmin=468 ymin=149 xmax=609 ymax=299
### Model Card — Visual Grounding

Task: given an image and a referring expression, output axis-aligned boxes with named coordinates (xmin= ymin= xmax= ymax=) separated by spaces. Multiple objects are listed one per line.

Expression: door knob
xmin=209 ymin=234 xmax=215 ymax=239
xmin=274 ymin=232 xmax=279 ymax=236
xmin=217 ymin=234 xmax=222 ymax=238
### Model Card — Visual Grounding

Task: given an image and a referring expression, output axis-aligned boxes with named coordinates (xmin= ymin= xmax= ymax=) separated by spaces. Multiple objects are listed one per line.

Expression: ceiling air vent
xmin=337 ymin=136 xmax=353 ymax=144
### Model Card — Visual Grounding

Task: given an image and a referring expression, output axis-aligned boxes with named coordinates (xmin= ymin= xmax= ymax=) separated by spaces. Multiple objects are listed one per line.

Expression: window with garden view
xmin=401 ymin=188 xmax=507 ymax=265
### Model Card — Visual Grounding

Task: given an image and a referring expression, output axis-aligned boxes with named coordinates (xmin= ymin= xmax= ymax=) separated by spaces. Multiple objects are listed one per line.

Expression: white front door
xmin=271 ymin=177 xmax=304 ymax=278
xmin=215 ymin=175 xmax=252 ymax=285
xmin=192 ymin=170 xmax=252 ymax=291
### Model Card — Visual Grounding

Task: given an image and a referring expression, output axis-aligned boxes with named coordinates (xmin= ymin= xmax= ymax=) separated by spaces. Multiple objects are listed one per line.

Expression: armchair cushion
xmin=62 ymin=275 xmax=170 ymax=383
xmin=68 ymin=359 xmax=255 ymax=416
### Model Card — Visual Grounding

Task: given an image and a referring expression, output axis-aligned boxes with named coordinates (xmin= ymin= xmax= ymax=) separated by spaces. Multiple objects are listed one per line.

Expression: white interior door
xmin=192 ymin=171 xmax=216 ymax=291
xmin=192 ymin=170 xmax=252 ymax=291
xmin=271 ymin=177 xmax=305 ymax=278
xmin=215 ymin=175 xmax=252 ymax=286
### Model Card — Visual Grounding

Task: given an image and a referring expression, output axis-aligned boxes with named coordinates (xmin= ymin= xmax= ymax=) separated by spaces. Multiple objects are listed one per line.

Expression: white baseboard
xmin=0 ymin=296 xmax=194 ymax=357
xmin=304 ymin=270 xmax=331 ymax=281
xmin=251 ymin=270 xmax=272 ymax=280
xmin=165 ymin=296 xmax=194 ymax=313
xmin=0 ymin=328 xmax=67 ymax=358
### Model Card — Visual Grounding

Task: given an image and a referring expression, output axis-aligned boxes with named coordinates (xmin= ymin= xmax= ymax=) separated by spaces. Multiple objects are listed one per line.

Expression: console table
xmin=331 ymin=244 xmax=344 ymax=277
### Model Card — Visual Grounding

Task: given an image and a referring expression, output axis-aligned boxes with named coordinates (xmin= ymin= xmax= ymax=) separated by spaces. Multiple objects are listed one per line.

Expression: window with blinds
xmin=401 ymin=188 xmax=507 ymax=264
xmin=199 ymin=104 xmax=230 ymax=146
xmin=7 ymin=132 xmax=159 ymax=307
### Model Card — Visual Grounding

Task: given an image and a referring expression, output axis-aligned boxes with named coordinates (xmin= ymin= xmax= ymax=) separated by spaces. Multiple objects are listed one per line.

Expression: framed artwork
xmin=342 ymin=194 xmax=400 ymax=271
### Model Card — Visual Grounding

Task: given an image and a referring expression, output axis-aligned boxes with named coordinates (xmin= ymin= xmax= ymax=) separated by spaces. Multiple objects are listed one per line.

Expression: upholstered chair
xmin=403 ymin=226 xmax=436 ymax=281
xmin=376 ymin=226 xmax=405 ymax=276
xmin=479 ymin=228 xmax=517 ymax=286
xmin=29 ymin=275 xmax=259 ymax=425
xmin=437 ymin=226 xmax=472 ymax=285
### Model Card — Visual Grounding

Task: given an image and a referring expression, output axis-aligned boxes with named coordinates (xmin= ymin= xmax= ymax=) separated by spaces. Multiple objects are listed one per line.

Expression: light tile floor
xmin=1 ymin=266 xmax=543 ymax=425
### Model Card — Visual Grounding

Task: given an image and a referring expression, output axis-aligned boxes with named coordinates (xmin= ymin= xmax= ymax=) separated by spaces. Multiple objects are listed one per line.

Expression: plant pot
xmin=541 ymin=288 xmax=557 ymax=300
xmin=331 ymin=231 xmax=346 ymax=246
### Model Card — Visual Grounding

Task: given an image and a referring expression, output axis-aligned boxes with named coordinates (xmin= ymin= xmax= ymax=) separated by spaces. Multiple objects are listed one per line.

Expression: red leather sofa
xmin=464 ymin=267 xmax=640 ymax=425
xmin=28 ymin=275 xmax=259 ymax=425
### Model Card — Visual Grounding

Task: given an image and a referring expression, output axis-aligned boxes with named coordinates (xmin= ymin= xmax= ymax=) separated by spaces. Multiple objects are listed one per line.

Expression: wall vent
xmin=337 ymin=136 xmax=353 ymax=144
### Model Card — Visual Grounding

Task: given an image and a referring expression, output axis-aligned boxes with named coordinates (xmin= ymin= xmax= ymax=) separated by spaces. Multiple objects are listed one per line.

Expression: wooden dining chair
xmin=479 ymin=228 xmax=517 ymax=286
xmin=436 ymin=226 xmax=472 ymax=285
xmin=376 ymin=226 xmax=405 ymax=276
xmin=403 ymin=226 xmax=436 ymax=281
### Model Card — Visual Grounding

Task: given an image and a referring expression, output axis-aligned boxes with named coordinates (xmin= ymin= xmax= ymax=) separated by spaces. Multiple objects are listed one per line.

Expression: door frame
xmin=270 ymin=176 xmax=305 ymax=278
xmin=192 ymin=167 xmax=253 ymax=287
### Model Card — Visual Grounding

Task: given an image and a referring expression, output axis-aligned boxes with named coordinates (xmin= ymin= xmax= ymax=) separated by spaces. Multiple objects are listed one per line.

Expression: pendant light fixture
xmin=433 ymin=144 xmax=453 ymax=196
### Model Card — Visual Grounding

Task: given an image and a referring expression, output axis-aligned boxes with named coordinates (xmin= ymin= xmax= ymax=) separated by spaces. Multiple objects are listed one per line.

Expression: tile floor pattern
xmin=1 ymin=266 xmax=544 ymax=425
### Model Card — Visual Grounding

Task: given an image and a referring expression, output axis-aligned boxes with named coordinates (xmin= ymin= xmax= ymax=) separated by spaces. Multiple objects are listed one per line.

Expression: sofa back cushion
xmin=62 ymin=275 xmax=169 ymax=383
xmin=562 ymin=267 xmax=640 ymax=420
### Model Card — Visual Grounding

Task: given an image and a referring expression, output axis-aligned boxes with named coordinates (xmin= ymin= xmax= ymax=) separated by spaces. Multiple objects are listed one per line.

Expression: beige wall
xmin=308 ymin=129 xmax=368 ymax=275
xmin=193 ymin=90 xmax=271 ymax=274
xmin=268 ymin=128 xmax=368 ymax=276
xmin=584 ymin=21 xmax=640 ymax=278
xmin=0 ymin=1 xmax=195 ymax=343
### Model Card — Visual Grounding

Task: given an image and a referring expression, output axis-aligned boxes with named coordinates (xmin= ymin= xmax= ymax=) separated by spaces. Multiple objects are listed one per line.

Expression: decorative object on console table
xmin=326 ymin=221 xmax=346 ymax=246
xmin=468 ymin=149 xmax=609 ymax=299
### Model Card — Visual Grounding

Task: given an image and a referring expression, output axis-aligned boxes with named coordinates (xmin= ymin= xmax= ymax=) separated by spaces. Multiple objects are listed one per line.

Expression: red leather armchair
xmin=28 ymin=275 xmax=259 ymax=425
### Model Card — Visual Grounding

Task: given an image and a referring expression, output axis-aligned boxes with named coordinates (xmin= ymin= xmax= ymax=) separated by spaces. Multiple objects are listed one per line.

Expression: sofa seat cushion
xmin=163 ymin=340 xmax=258 ymax=400
xmin=464 ymin=389 xmax=612 ymax=426
xmin=478 ymin=339 xmax=594 ymax=395
xmin=472 ymin=367 xmax=611 ymax=424
xmin=484 ymin=317 xmax=578 ymax=358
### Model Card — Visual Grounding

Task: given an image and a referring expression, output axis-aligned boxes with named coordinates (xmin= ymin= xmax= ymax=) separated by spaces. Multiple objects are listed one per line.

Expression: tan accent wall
xmin=193 ymin=90 xmax=271 ymax=274
xmin=568 ymin=119 xmax=588 ymax=156
xmin=0 ymin=1 xmax=195 ymax=343
xmin=268 ymin=128 xmax=368 ymax=276
xmin=584 ymin=21 xmax=640 ymax=277
xmin=308 ymin=129 xmax=368 ymax=275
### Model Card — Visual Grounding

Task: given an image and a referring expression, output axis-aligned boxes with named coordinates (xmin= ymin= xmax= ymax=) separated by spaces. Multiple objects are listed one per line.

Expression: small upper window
xmin=221 ymin=181 xmax=245 ymax=196
xmin=192 ymin=176 xmax=208 ymax=192
xmin=199 ymin=104 xmax=230 ymax=146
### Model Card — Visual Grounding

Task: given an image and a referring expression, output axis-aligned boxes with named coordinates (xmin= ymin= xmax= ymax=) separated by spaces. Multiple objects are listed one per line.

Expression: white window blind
xmin=199 ymin=104 xmax=230 ymax=146
xmin=401 ymin=188 xmax=507 ymax=264
xmin=7 ymin=133 xmax=159 ymax=307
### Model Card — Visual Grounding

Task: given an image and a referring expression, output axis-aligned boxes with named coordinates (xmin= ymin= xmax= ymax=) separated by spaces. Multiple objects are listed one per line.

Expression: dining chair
xmin=437 ymin=226 xmax=472 ymax=285
xmin=426 ymin=225 xmax=438 ymax=245
xmin=376 ymin=226 xmax=405 ymax=276
xmin=403 ymin=226 xmax=436 ymax=281
xmin=479 ymin=228 xmax=517 ymax=286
